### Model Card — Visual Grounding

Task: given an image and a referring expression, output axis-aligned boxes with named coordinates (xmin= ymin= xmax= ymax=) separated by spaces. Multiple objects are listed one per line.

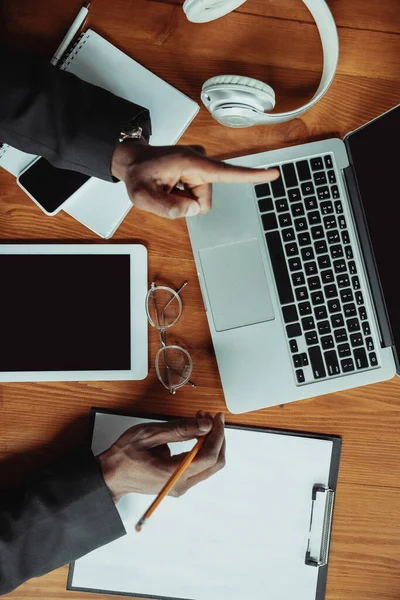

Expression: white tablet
xmin=0 ymin=244 xmax=148 ymax=382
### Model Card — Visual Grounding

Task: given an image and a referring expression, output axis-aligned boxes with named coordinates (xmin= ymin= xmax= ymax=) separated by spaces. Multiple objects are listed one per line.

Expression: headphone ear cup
xmin=201 ymin=75 xmax=276 ymax=127
xmin=183 ymin=0 xmax=247 ymax=23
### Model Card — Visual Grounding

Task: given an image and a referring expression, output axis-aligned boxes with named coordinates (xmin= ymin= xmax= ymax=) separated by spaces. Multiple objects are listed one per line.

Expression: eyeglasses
xmin=145 ymin=281 xmax=195 ymax=394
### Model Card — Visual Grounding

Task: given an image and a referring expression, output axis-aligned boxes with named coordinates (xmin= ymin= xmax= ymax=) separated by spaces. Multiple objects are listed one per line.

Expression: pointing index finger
xmin=201 ymin=159 xmax=280 ymax=184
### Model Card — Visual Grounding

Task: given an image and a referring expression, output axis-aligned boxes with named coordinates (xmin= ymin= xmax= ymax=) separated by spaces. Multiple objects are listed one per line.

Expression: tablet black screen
xmin=0 ymin=254 xmax=131 ymax=371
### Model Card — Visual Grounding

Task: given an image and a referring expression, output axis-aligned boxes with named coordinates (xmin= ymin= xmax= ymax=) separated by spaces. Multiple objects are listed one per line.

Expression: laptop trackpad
xmin=199 ymin=240 xmax=275 ymax=332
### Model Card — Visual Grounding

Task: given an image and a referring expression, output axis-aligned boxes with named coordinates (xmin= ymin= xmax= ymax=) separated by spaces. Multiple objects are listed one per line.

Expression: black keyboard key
xmin=276 ymin=198 xmax=289 ymax=212
xmin=317 ymin=186 xmax=330 ymax=200
xmin=318 ymin=320 xmax=331 ymax=335
xmin=282 ymin=304 xmax=298 ymax=323
xmin=288 ymin=257 xmax=301 ymax=271
xmin=359 ymin=305 xmax=367 ymax=320
xmin=352 ymin=276 xmax=360 ymax=290
xmin=314 ymin=240 xmax=328 ymax=254
xmin=255 ymin=183 xmax=271 ymax=198
xmin=305 ymin=330 xmax=318 ymax=346
xmin=341 ymin=230 xmax=350 ymax=244
xmin=334 ymin=200 xmax=343 ymax=214
xmin=291 ymin=203 xmax=305 ymax=217
xmin=318 ymin=255 xmax=331 ymax=269
xmin=305 ymin=261 xmax=318 ymax=276
xmin=338 ymin=274 xmax=350 ymax=288
xmin=308 ymin=276 xmax=321 ymax=291
xmin=294 ymin=217 xmax=308 ymax=232
xmin=323 ymin=216 xmax=337 ymax=230
xmin=313 ymin=171 xmax=327 ymax=185
xmin=286 ymin=323 xmax=301 ymax=338
xmin=310 ymin=157 xmax=324 ymax=171
xmin=348 ymin=261 xmax=357 ymax=275
xmin=350 ymin=333 xmax=363 ymax=347
xmin=262 ymin=213 xmax=278 ymax=231
xmin=327 ymin=170 xmax=336 ymax=184
xmin=330 ymin=244 xmax=343 ymax=259
xmin=311 ymin=291 xmax=324 ymax=305
xmin=258 ymin=198 xmax=273 ymax=212
xmin=295 ymin=287 xmax=308 ymax=301
xmin=282 ymin=163 xmax=298 ymax=188
xmin=271 ymin=169 xmax=285 ymax=197
xmin=311 ymin=226 xmax=324 ymax=240
xmin=325 ymin=285 xmax=338 ymax=300
xmin=321 ymin=269 xmax=334 ymax=284
xmin=338 ymin=343 xmax=351 ymax=358
xmin=321 ymin=201 xmax=334 ymax=215
xmin=288 ymin=188 xmax=301 ymax=202
xmin=324 ymin=350 xmax=340 ymax=376
xmin=321 ymin=335 xmax=334 ymax=350
xmin=298 ymin=232 xmax=311 ymax=247
xmin=327 ymin=230 xmax=340 ymax=244
xmin=366 ymin=337 xmax=374 ymax=351
xmin=332 ymin=185 xmax=340 ymax=199
xmin=279 ymin=213 xmax=292 ymax=228
xmin=338 ymin=215 xmax=346 ymax=229
xmin=362 ymin=322 xmax=371 ymax=336
xmin=354 ymin=348 xmax=368 ymax=369
xmin=265 ymin=231 xmax=294 ymax=304
xmin=341 ymin=358 xmax=354 ymax=372
xmin=290 ymin=340 xmax=298 ymax=353
xmin=369 ymin=352 xmax=378 ymax=367
xmin=296 ymin=369 xmax=305 ymax=383
xmin=343 ymin=303 xmax=357 ymax=318
xmin=302 ymin=316 xmax=315 ymax=331
xmin=305 ymin=196 xmax=318 ymax=210
xmin=282 ymin=227 xmax=296 ymax=242
xmin=301 ymin=353 xmax=309 ymax=366
xmin=324 ymin=155 xmax=333 ymax=169
xmin=301 ymin=182 xmax=315 ymax=196
xmin=314 ymin=306 xmax=328 ymax=320
xmin=301 ymin=246 xmax=314 ymax=260
xmin=327 ymin=298 xmax=340 ymax=312
xmin=340 ymin=288 xmax=353 ymax=303
xmin=308 ymin=211 xmax=321 ymax=225
xmin=298 ymin=301 xmax=312 ymax=316
xmin=355 ymin=291 xmax=364 ymax=306
xmin=293 ymin=354 xmax=302 ymax=368
xmin=285 ymin=242 xmax=299 ymax=257
xmin=335 ymin=328 xmax=348 ymax=343
xmin=292 ymin=272 xmax=305 ymax=286
xmin=333 ymin=259 xmax=347 ymax=274
xmin=296 ymin=160 xmax=311 ymax=181
xmin=309 ymin=346 xmax=326 ymax=379
xmin=331 ymin=314 xmax=344 ymax=328
xmin=347 ymin=318 xmax=360 ymax=332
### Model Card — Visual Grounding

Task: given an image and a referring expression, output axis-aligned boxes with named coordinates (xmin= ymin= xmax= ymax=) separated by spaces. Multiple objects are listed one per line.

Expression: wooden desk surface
xmin=1 ymin=0 xmax=400 ymax=598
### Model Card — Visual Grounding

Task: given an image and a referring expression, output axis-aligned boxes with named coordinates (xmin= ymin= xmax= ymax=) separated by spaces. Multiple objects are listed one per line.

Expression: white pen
xmin=50 ymin=2 xmax=90 ymax=66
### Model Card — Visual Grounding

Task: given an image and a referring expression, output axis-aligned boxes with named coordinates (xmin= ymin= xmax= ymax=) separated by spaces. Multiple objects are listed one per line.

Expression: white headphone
xmin=182 ymin=0 xmax=339 ymax=127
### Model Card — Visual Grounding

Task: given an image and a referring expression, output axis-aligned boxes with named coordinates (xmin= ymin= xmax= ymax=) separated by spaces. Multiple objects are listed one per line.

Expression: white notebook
xmin=68 ymin=410 xmax=341 ymax=600
xmin=0 ymin=30 xmax=199 ymax=237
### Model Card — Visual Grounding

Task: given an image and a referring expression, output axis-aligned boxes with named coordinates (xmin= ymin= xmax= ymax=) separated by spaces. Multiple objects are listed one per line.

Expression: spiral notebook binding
xmin=59 ymin=31 xmax=91 ymax=71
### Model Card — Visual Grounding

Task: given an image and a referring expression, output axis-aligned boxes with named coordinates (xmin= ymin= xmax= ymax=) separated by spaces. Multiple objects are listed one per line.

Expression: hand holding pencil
xmin=97 ymin=411 xmax=226 ymax=507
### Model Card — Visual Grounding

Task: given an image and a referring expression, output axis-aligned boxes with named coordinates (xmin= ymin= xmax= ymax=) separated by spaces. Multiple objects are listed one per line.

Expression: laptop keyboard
xmin=255 ymin=153 xmax=379 ymax=385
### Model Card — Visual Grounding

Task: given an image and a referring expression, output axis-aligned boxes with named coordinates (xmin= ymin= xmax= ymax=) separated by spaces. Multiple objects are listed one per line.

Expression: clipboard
xmin=67 ymin=408 xmax=341 ymax=600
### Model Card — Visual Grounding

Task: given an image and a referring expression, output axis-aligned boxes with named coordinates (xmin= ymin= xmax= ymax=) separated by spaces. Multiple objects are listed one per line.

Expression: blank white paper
xmin=71 ymin=412 xmax=333 ymax=600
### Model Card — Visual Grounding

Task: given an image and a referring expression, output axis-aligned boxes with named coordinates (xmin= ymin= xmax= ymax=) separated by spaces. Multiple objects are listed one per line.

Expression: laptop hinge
xmin=343 ymin=164 xmax=397 ymax=365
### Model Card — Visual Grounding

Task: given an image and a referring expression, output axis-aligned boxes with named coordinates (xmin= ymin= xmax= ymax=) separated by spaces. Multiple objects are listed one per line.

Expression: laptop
xmin=187 ymin=105 xmax=399 ymax=414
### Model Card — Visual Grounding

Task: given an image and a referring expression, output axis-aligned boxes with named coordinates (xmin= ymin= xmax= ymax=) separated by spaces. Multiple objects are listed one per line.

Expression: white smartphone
xmin=17 ymin=156 xmax=91 ymax=215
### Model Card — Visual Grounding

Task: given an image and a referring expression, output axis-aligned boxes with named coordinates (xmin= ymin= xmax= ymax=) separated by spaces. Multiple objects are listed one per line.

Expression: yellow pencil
xmin=135 ymin=436 xmax=206 ymax=532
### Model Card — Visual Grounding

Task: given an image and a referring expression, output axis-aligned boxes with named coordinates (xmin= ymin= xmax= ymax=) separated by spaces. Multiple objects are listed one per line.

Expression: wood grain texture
xmin=1 ymin=0 xmax=400 ymax=598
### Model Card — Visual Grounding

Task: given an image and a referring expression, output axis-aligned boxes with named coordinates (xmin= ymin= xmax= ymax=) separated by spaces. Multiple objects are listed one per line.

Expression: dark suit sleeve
xmin=0 ymin=45 xmax=151 ymax=181
xmin=0 ymin=448 xmax=126 ymax=595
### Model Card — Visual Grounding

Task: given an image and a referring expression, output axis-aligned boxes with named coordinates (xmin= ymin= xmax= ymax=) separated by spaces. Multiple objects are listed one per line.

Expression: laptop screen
xmin=346 ymin=105 xmax=400 ymax=354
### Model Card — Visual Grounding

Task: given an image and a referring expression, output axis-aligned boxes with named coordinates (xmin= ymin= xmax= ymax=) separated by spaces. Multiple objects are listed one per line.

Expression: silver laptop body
xmin=187 ymin=106 xmax=399 ymax=413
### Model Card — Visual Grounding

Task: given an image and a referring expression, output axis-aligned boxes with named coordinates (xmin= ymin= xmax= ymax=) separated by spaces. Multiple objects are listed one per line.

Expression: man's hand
xmin=111 ymin=142 xmax=280 ymax=220
xmin=97 ymin=411 xmax=225 ymax=503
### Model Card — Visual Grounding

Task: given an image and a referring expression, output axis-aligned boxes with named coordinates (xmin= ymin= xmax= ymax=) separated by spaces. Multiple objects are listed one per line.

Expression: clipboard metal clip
xmin=305 ymin=484 xmax=334 ymax=568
